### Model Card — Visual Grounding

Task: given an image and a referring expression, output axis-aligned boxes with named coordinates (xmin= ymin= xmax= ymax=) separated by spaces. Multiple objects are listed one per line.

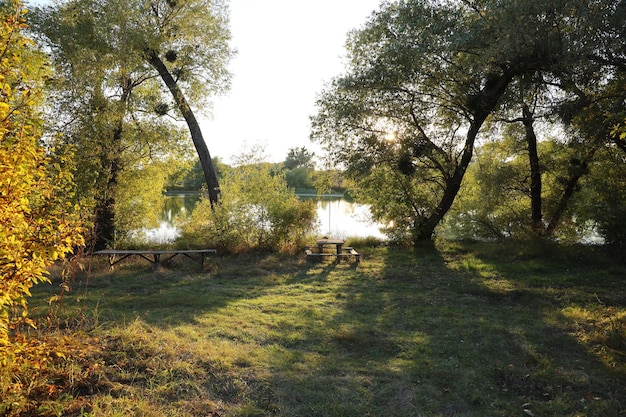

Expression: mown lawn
xmin=9 ymin=241 xmax=626 ymax=416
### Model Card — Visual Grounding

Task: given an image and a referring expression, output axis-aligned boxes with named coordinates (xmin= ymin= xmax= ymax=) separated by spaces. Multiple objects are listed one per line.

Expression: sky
xmin=27 ymin=0 xmax=383 ymax=163
xmin=202 ymin=0 xmax=382 ymax=163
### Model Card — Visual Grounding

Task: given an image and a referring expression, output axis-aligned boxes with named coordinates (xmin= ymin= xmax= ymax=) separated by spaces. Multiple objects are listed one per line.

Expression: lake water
xmin=144 ymin=193 xmax=385 ymax=243
xmin=312 ymin=196 xmax=385 ymax=239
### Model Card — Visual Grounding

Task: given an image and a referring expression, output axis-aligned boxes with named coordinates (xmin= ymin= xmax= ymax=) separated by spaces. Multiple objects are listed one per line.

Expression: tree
xmin=168 ymin=157 xmax=230 ymax=191
xmin=283 ymin=147 xmax=316 ymax=190
xmin=579 ymin=145 xmax=626 ymax=247
xmin=106 ymin=0 xmax=233 ymax=207
xmin=312 ymin=0 xmax=624 ymax=245
xmin=311 ymin=1 xmax=526 ymax=244
xmin=32 ymin=0 xmax=232 ymax=248
xmin=443 ymin=134 xmax=594 ymax=242
xmin=33 ymin=1 xmax=188 ymax=248
xmin=284 ymin=147 xmax=316 ymax=170
xmin=0 ymin=0 xmax=83 ymax=344
xmin=491 ymin=89 xmax=600 ymax=240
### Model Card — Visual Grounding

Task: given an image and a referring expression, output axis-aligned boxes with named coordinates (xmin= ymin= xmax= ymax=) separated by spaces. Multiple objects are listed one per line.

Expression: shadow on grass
xmin=34 ymin=251 xmax=349 ymax=332
xmin=28 ymin=244 xmax=625 ymax=417
xmin=264 ymin=243 xmax=625 ymax=417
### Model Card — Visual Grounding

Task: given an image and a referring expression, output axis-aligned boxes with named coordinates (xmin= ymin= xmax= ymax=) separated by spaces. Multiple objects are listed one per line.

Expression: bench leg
xmin=108 ymin=253 xmax=133 ymax=268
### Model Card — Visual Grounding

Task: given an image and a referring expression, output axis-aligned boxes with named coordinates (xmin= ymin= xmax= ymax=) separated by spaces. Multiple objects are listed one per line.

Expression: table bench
xmin=305 ymin=243 xmax=360 ymax=264
xmin=93 ymin=249 xmax=217 ymax=268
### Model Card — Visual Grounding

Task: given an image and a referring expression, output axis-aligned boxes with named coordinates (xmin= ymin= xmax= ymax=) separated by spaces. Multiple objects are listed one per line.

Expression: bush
xmin=179 ymin=153 xmax=317 ymax=254
xmin=577 ymin=145 xmax=626 ymax=248
xmin=0 ymin=2 xmax=83 ymax=345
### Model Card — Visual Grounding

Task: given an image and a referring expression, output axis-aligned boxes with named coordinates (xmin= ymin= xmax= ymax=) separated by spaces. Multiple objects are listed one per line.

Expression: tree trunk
xmin=414 ymin=72 xmax=513 ymax=243
xmin=146 ymin=51 xmax=220 ymax=207
xmin=545 ymin=149 xmax=596 ymax=235
xmin=93 ymin=86 xmax=130 ymax=250
xmin=93 ymin=141 xmax=121 ymax=250
xmin=522 ymin=104 xmax=543 ymax=231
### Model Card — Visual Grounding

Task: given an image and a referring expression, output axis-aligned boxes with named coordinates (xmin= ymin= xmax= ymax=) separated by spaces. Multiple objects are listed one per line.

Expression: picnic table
xmin=317 ymin=238 xmax=346 ymax=259
xmin=305 ymin=239 xmax=360 ymax=263
xmin=93 ymin=249 xmax=217 ymax=268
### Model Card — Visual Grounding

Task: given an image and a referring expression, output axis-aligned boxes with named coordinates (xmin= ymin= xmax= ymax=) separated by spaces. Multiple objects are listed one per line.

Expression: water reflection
xmin=145 ymin=193 xmax=384 ymax=243
xmin=161 ymin=192 xmax=200 ymax=224
xmin=314 ymin=197 xmax=384 ymax=239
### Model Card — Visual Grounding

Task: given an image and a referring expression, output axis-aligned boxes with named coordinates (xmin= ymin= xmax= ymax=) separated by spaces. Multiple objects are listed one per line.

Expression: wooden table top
xmin=316 ymin=239 xmax=345 ymax=245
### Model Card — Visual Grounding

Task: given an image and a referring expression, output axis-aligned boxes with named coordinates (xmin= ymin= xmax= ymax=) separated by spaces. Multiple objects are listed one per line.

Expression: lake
xmin=144 ymin=193 xmax=385 ymax=243
xmin=309 ymin=196 xmax=385 ymax=239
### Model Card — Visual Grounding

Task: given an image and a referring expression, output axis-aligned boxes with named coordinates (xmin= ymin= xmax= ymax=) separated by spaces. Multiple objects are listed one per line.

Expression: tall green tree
xmin=284 ymin=147 xmax=316 ymax=170
xmin=33 ymin=2 xmax=184 ymax=248
xmin=494 ymin=0 xmax=625 ymax=238
xmin=283 ymin=147 xmax=316 ymax=190
xmin=132 ymin=0 xmax=233 ymax=206
xmin=32 ymin=0 xmax=232 ymax=248
xmin=579 ymin=145 xmax=626 ymax=247
xmin=312 ymin=0 xmax=624 ymax=245
xmin=491 ymin=89 xmax=600 ymax=239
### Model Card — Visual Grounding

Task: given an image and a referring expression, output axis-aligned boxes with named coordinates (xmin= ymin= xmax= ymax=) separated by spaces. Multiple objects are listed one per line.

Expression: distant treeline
xmin=166 ymin=147 xmax=351 ymax=197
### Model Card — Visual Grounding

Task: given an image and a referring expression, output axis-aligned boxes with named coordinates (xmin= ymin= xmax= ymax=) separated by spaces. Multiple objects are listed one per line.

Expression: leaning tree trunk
xmin=146 ymin=52 xmax=220 ymax=207
xmin=416 ymin=72 xmax=513 ymax=243
xmin=545 ymin=147 xmax=598 ymax=235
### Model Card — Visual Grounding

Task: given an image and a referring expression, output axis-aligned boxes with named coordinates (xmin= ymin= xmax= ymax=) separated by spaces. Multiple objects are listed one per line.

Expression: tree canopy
xmin=284 ymin=147 xmax=316 ymax=170
xmin=31 ymin=0 xmax=234 ymax=248
xmin=312 ymin=0 xmax=625 ymax=245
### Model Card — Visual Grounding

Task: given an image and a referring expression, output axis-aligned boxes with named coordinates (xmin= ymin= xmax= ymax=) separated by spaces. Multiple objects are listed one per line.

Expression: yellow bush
xmin=0 ymin=1 xmax=83 ymax=346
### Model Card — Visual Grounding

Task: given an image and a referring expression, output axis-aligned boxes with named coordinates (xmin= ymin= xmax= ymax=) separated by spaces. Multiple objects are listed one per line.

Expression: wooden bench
xmin=344 ymin=247 xmax=361 ymax=264
xmin=305 ymin=246 xmax=360 ymax=264
xmin=93 ymin=249 xmax=217 ymax=268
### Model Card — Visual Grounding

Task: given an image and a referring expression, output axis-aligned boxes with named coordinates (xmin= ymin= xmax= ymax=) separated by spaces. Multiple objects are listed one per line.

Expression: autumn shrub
xmin=0 ymin=1 xmax=84 ymax=346
xmin=180 ymin=148 xmax=317 ymax=253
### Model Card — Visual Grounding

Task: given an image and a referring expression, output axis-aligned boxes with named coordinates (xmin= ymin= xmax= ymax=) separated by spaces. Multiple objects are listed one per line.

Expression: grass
xmin=5 ymin=240 xmax=626 ymax=416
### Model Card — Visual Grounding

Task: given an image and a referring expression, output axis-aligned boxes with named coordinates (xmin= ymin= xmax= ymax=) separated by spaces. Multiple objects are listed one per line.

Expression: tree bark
xmin=146 ymin=51 xmax=220 ymax=207
xmin=93 ymin=86 xmax=130 ymax=250
xmin=415 ymin=72 xmax=513 ymax=243
xmin=522 ymin=104 xmax=543 ymax=231
xmin=93 ymin=138 xmax=121 ymax=251
xmin=545 ymin=149 xmax=596 ymax=235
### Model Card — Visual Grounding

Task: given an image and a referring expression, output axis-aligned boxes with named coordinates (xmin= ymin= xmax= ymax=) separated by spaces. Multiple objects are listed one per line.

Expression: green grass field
xmin=9 ymin=241 xmax=626 ymax=416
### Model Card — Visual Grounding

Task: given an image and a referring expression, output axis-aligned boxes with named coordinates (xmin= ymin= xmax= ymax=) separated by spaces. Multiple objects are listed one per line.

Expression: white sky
xmin=27 ymin=0 xmax=383 ymax=163
xmin=202 ymin=0 xmax=382 ymax=163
